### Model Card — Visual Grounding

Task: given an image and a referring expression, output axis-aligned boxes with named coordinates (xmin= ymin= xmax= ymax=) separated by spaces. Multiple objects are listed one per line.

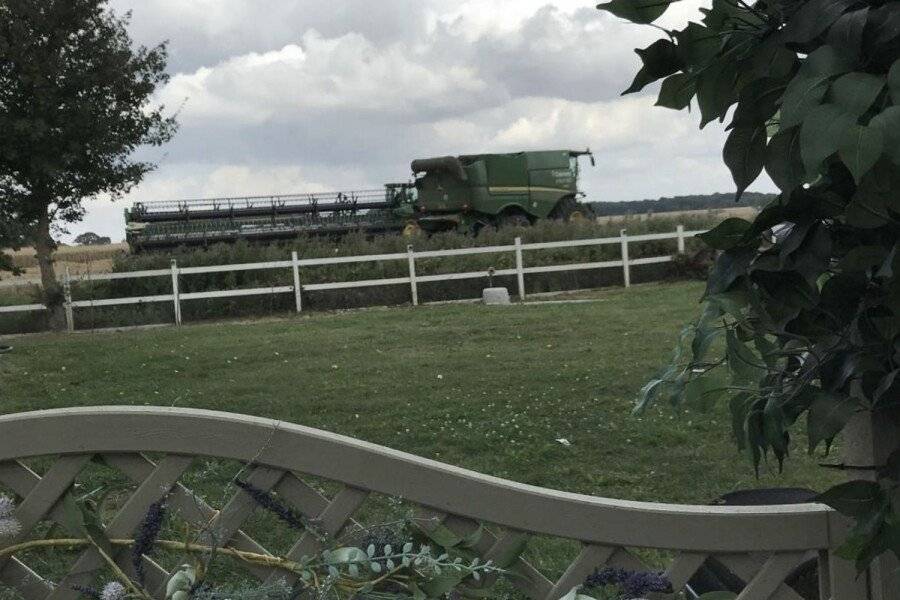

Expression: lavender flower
xmin=132 ymin=500 xmax=166 ymax=585
xmin=584 ymin=567 xmax=671 ymax=598
xmin=101 ymin=582 xmax=126 ymax=600
xmin=71 ymin=585 xmax=101 ymax=600
xmin=234 ymin=479 xmax=320 ymax=535
xmin=0 ymin=496 xmax=19 ymax=539
xmin=0 ymin=496 xmax=14 ymax=519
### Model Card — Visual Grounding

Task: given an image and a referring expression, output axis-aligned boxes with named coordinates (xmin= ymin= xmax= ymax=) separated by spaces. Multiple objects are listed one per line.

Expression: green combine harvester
xmin=125 ymin=149 xmax=595 ymax=250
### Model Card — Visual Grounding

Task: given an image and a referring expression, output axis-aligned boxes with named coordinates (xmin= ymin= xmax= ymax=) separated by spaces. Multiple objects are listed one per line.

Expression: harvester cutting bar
xmin=130 ymin=189 xmax=393 ymax=223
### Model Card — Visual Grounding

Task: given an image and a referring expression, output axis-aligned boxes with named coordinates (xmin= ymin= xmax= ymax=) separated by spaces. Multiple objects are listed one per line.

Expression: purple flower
xmin=585 ymin=567 xmax=671 ymax=597
xmin=132 ymin=500 xmax=166 ymax=585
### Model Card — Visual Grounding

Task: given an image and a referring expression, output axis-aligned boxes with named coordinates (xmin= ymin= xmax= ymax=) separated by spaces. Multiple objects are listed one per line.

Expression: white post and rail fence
xmin=0 ymin=225 xmax=698 ymax=331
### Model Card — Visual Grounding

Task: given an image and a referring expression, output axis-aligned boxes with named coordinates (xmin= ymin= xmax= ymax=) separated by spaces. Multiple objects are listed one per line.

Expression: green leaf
xmin=725 ymin=330 xmax=764 ymax=384
xmin=870 ymin=106 xmax=900 ymax=166
xmin=838 ymin=124 xmax=884 ymax=183
xmin=831 ymin=73 xmax=885 ymax=117
xmin=684 ymin=376 xmax=718 ymax=411
xmin=765 ymin=127 xmax=806 ymax=192
xmin=423 ymin=523 xmax=462 ymax=548
xmin=723 ymin=126 xmax=767 ymax=199
xmin=890 ymin=59 xmax=900 ymax=104
xmin=846 ymin=161 xmax=900 ymax=228
xmin=705 ymin=247 xmax=754 ymax=296
xmin=807 ymin=391 xmax=857 ymax=452
xmin=624 ymin=39 xmax=682 ymax=94
xmin=779 ymin=77 xmax=829 ymax=130
xmin=799 ymin=103 xmax=856 ymax=176
xmin=697 ymin=62 xmax=737 ymax=128
xmin=596 ymin=0 xmax=677 ymax=24
xmin=729 ymin=392 xmax=750 ymax=450
xmin=698 ymin=218 xmax=753 ymax=251
xmin=675 ymin=22 xmax=720 ymax=70
xmin=817 ymin=480 xmax=883 ymax=518
xmin=782 ymin=0 xmax=856 ymax=43
xmin=825 ymin=8 xmax=869 ymax=57
xmin=838 ymin=246 xmax=890 ymax=272
xmin=656 ymin=73 xmax=696 ymax=110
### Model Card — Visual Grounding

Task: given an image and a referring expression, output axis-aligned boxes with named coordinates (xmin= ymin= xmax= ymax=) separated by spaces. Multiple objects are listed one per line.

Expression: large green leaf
xmin=723 ymin=126 xmax=767 ymax=199
xmin=782 ymin=0 xmax=856 ymax=43
xmin=799 ymin=103 xmax=856 ymax=176
xmin=807 ymin=391 xmax=857 ymax=452
xmin=831 ymin=72 xmax=885 ymax=117
xmin=698 ymin=218 xmax=753 ymax=251
xmin=675 ymin=22 xmax=721 ymax=70
xmin=870 ymin=107 xmax=900 ymax=166
xmin=765 ymin=127 xmax=806 ymax=192
xmin=846 ymin=161 xmax=900 ymax=228
xmin=596 ymin=0 xmax=677 ymax=24
xmin=838 ymin=124 xmax=884 ymax=183
xmin=825 ymin=8 xmax=869 ymax=57
xmin=725 ymin=330 xmax=764 ymax=384
xmin=698 ymin=62 xmax=737 ymax=128
xmin=624 ymin=39 xmax=682 ymax=94
xmin=656 ymin=73 xmax=696 ymax=110
xmin=779 ymin=77 xmax=829 ymax=129
xmin=817 ymin=480 xmax=884 ymax=518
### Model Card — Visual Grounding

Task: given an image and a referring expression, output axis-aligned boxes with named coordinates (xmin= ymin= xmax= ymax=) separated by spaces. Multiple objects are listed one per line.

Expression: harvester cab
xmin=409 ymin=149 xmax=595 ymax=232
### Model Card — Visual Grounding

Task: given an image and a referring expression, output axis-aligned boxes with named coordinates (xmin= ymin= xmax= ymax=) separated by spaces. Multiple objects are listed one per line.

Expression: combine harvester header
xmin=125 ymin=149 xmax=594 ymax=251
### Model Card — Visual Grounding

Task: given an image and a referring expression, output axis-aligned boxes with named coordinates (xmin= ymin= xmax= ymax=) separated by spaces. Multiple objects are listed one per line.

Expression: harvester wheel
xmin=402 ymin=221 xmax=423 ymax=237
xmin=552 ymin=196 xmax=591 ymax=223
xmin=500 ymin=211 xmax=531 ymax=228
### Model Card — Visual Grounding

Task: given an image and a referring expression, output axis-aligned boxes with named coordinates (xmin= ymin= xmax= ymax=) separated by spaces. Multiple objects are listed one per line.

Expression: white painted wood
xmin=515 ymin=237 xmax=526 ymax=300
xmin=417 ymin=269 xmax=518 ymax=283
xmin=0 ymin=303 xmax=48 ymax=313
xmin=170 ymin=259 xmax=182 ymax=326
xmin=620 ymin=229 xmax=631 ymax=288
xmin=524 ymin=261 xmax=622 ymax=275
xmin=407 ymin=244 xmax=418 ymax=306
xmin=413 ymin=245 xmax=517 ymax=258
xmin=178 ymin=261 xmax=293 ymax=275
xmin=179 ymin=287 xmax=294 ymax=301
xmin=521 ymin=236 xmax=624 ymax=251
xmin=69 ymin=294 xmax=174 ymax=308
xmin=87 ymin=269 xmax=171 ymax=281
xmin=677 ymin=224 xmax=686 ymax=254
xmin=291 ymin=251 xmax=302 ymax=313
xmin=303 ymin=276 xmax=411 ymax=292
xmin=630 ymin=256 xmax=674 ymax=266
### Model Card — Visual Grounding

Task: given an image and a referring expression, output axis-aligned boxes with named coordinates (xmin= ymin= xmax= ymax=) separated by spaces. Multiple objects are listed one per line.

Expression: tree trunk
xmin=33 ymin=209 xmax=67 ymax=331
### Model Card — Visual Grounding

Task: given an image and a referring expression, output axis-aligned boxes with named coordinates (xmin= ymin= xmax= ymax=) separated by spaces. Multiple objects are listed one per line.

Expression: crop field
xmin=1 ymin=281 xmax=839 ymax=502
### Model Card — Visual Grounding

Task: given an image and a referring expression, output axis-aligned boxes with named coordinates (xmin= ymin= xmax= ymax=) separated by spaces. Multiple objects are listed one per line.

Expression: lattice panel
xmin=0 ymin=404 xmax=853 ymax=600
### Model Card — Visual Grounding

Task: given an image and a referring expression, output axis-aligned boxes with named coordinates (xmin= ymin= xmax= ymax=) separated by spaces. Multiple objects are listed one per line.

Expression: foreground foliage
xmin=597 ymin=0 xmax=899 ymax=570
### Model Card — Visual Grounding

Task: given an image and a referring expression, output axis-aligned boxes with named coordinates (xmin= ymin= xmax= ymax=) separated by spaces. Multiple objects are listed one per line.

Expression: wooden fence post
xmin=407 ymin=245 xmax=419 ymax=306
xmin=63 ymin=267 xmax=74 ymax=332
xmin=515 ymin=237 xmax=526 ymax=301
xmin=170 ymin=259 xmax=182 ymax=326
xmin=620 ymin=229 xmax=631 ymax=288
xmin=291 ymin=251 xmax=302 ymax=313
xmin=676 ymin=224 xmax=686 ymax=254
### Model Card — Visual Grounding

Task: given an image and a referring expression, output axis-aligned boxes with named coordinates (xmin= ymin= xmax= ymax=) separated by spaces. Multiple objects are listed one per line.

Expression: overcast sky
xmin=71 ymin=0 xmax=775 ymax=241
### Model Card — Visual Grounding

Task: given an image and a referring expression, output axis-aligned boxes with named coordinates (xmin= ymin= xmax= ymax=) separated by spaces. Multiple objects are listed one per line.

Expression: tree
xmin=74 ymin=232 xmax=112 ymax=246
xmin=0 ymin=0 xmax=177 ymax=328
xmin=598 ymin=0 xmax=898 ymax=578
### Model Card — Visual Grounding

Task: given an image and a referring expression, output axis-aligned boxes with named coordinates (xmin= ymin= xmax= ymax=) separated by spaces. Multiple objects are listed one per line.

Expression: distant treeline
xmin=590 ymin=192 xmax=775 ymax=216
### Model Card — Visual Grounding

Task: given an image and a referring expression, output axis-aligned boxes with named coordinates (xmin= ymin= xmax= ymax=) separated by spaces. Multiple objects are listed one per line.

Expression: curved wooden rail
xmin=0 ymin=407 xmax=862 ymax=600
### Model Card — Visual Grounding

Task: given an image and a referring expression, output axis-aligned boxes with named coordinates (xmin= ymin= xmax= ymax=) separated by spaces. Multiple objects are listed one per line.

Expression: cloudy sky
xmin=72 ymin=0 xmax=775 ymax=241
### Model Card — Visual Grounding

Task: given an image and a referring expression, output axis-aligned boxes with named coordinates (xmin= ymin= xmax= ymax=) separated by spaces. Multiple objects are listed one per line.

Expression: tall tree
xmin=0 ymin=0 xmax=176 ymax=327
xmin=598 ymin=0 xmax=899 ymax=580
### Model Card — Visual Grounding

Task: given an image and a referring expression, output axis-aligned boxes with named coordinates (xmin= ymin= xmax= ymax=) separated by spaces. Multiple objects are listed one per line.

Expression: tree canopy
xmin=597 ymin=0 xmax=899 ymax=570
xmin=0 ymin=0 xmax=176 ymax=323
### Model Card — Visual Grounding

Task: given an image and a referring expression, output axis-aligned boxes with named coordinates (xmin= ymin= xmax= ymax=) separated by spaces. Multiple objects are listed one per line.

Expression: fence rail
xmin=2 ymin=225 xmax=703 ymax=330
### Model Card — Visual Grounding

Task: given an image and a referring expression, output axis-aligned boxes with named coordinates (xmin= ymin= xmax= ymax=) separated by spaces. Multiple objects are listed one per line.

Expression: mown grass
xmin=2 ymin=281 xmax=839 ymax=501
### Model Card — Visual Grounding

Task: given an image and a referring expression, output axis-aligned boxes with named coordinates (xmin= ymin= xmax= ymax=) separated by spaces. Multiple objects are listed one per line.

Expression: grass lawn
xmin=1 ymin=280 xmax=840 ymax=504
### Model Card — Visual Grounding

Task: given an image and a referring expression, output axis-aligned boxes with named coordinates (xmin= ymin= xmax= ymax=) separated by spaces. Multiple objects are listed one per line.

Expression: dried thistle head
xmin=100 ymin=582 xmax=126 ymax=600
xmin=0 ymin=516 xmax=21 ymax=539
xmin=0 ymin=496 xmax=15 ymax=519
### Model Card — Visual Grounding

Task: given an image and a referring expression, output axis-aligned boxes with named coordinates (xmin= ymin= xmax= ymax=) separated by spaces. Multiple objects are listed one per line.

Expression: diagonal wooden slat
xmin=718 ymin=553 xmax=807 ymax=600
xmin=203 ymin=466 xmax=284 ymax=551
xmin=545 ymin=544 xmax=616 ymax=600
xmin=50 ymin=455 xmax=194 ymax=600
xmin=415 ymin=508 xmax=553 ymax=600
xmin=103 ymin=453 xmax=277 ymax=584
xmin=273 ymin=472 xmax=330 ymax=518
xmin=264 ymin=486 xmax=368 ymax=586
xmin=736 ymin=552 xmax=808 ymax=600
xmin=0 ymin=558 xmax=56 ymax=600
xmin=665 ymin=551 xmax=709 ymax=593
